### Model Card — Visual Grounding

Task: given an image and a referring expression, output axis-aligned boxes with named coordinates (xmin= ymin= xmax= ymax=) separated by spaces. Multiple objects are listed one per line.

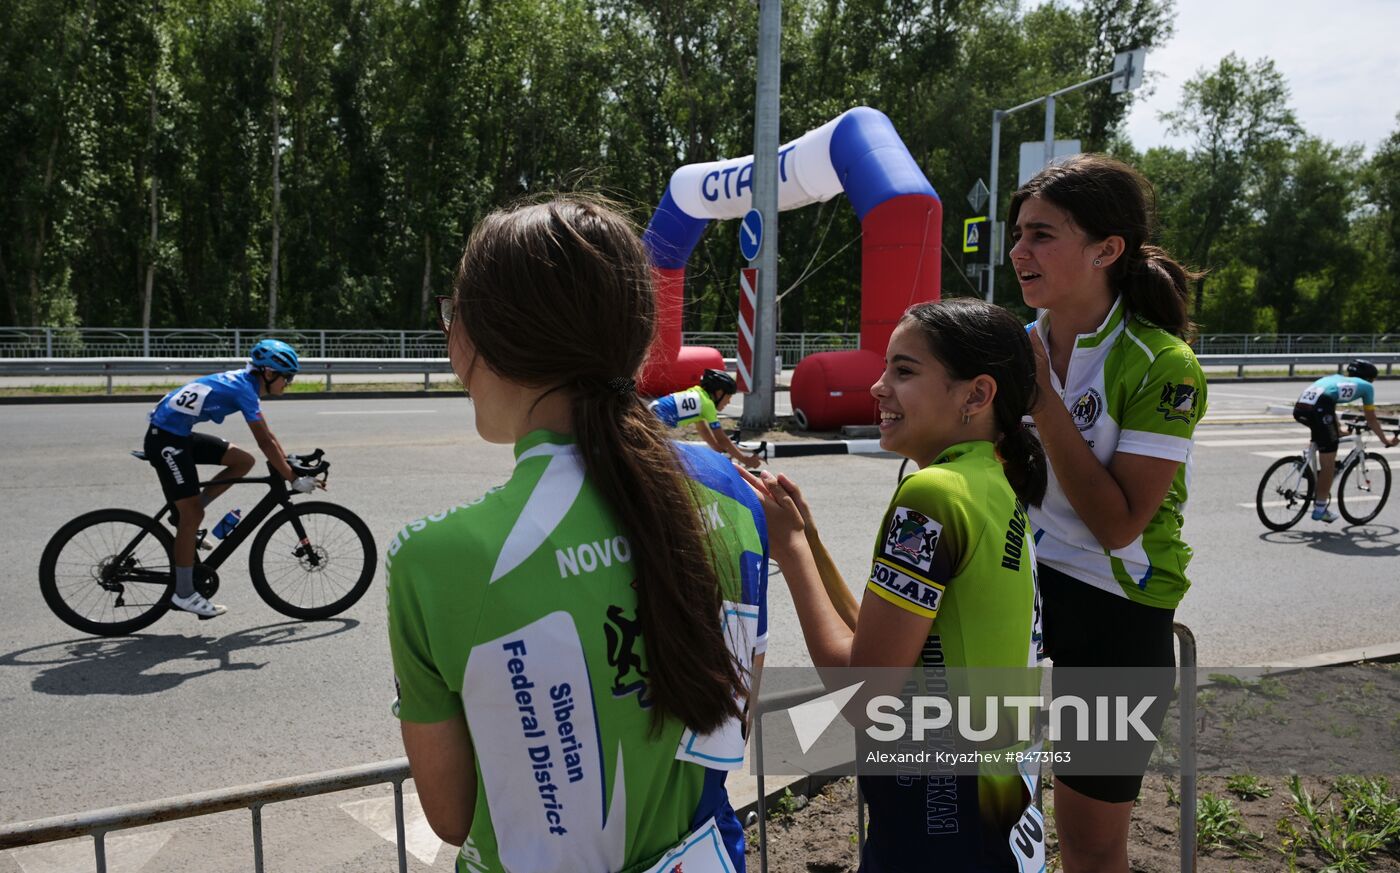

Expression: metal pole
xmin=755 ymin=712 xmax=768 ymax=873
xmin=94 ymin=831 xmax=107 ymax=873
xmin=986 ymin=110 xmax=1002 ymax=303
xmin=393 ymin=780 xmax=409 ymax=873
xmin=45 ymin=326 xmax=53 ymax=357
xmin=1043 ymin=95 xmax=1056 ymax=169
xmin=251 ymin=804 xmax=265 ymax=873
xmin=1175 ymin=622 xmax=1197 ymax=873
xmin=742 ymin=0 xmax=780 ymax=432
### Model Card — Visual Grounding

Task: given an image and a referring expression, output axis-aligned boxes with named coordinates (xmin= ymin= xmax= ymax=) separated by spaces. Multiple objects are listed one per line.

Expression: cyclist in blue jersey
xmin=1294 ymin=359 xmax=1398 ymax=523
xmin=650 ymin=369 xmax=763 ymax=469
xmin=144 ymin=339 xmax=318 ymax=618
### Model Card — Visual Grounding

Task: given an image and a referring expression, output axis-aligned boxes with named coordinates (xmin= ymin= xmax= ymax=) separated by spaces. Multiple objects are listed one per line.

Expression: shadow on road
xmin=1260 ymin=524 xmax=1400 ymax=558
xmin=0 ymin=620 xmax=357 ymax=696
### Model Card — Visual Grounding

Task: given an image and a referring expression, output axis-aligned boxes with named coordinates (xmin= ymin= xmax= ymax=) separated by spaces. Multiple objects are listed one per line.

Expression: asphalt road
xmin=1 ymin=380 xmax=1397 ymax=870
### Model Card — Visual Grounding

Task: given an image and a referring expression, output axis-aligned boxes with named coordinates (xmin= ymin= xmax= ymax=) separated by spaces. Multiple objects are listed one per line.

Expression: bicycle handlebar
xmin=1339 ymin=413 xmax=1400 ymax=436
xmin=287 ymin=448 xmax=330 ymax=478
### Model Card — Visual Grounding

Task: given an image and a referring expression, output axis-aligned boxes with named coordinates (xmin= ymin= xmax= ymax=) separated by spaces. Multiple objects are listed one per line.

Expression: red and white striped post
xmin=737 ymin=267 xmax=758 ymax=394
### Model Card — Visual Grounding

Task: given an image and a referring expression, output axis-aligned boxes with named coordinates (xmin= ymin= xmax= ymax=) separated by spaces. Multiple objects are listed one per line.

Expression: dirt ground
xmin=745 ymin=662 xmax=1400 ymax=872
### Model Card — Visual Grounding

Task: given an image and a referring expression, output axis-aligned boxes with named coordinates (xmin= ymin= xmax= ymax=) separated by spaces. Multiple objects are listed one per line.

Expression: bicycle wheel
xmin=1256 ymin=456 xmax=1314 ymax=531
xmin=1337 ymin=452 xmax=1392 ymax=524
xmin=249 ymin=501 xmax=376 ymax=620
xmin=39 ymin=509 xmax=174 ymax=636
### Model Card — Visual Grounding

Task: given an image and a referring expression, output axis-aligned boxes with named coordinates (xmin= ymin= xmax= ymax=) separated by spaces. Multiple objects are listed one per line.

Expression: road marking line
xmin=316 ymin=410 xmax=438 ymax=415
xmin=1209 ymin=390 xmax=1306 ymax=403
xmin=10 ymin=829 xmax=172 ymax=873
xmin=1243 ymin=495 xmax=1382 ymax=509
xmin=1250 ymin=447 xmax=1400 ymax=460
xmin=1200 ymin=438 xmax=1311 ymax=447
xmin=341 ymin=792 xmax=441 ymax=865
xmin=1196 ymin=426 xmax=1304 ymax=435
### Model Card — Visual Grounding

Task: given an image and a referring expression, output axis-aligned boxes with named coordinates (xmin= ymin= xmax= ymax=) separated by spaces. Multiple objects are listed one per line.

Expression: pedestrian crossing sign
xmin=963 ymin=217 xmax=988 ymax=253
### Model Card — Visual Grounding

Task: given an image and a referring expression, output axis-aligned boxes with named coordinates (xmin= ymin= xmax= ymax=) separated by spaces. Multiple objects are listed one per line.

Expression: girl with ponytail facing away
xmin=1010 ymin=154 xmax=1206 ymax=873
xmin=747 ymin=298 xmax=1048 ymax=872
xmin=387 ymin=196 xmax=767 ymax=873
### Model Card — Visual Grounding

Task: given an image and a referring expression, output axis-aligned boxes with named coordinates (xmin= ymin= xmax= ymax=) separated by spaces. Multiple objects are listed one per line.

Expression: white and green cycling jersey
xmin=387 ymin=430 xmax=768 ymax=873
xmin=1026 ymin=298 xmax=1207 ymax=609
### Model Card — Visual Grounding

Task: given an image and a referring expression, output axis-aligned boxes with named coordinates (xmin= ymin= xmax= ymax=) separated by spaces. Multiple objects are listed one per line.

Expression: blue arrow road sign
xmin=739 ymin=209 xmax=764 ymax=261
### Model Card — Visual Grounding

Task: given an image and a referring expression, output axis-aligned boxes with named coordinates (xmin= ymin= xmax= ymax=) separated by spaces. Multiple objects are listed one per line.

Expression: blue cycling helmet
xmin=249 ymin=339 xmax=300 ymax=376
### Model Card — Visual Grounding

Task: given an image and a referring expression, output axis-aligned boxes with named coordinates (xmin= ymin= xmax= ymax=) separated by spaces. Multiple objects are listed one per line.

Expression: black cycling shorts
xmin=1039 ymin=563 xmax=1177 ymax=804
xmin=144 ymin=426 xmax=229 ymax=502
xmin=1293 ymin=399 xmax=1340 ymax=453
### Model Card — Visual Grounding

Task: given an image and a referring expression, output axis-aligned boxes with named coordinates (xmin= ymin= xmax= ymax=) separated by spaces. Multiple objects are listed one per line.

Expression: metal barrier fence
xmin=1194 ymin=334 xmax=1400 ymax=355
xmin=685 ymin=332 xmax=859 ymax=367
xmin=0 ymin=758 xmax=414 ymax=873
xmin=0 ymin=624 xmax=1198 ymax=873
xmin=0 ymin=328 xmax=860 ymax=365
xmin=6 ymin=327 xmax=1400 ymax=362
xmin=3 ymin=352 xmax=1395 ymax=395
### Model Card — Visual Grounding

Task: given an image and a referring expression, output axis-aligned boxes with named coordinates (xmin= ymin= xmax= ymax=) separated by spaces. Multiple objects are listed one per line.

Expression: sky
xmin=1118 ymin=0 xmax=1400 ymax=154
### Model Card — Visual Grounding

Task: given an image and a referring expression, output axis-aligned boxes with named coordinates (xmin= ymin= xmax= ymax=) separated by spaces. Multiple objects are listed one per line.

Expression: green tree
xmin=1162 ymin=53 xmax=1298 ymax=314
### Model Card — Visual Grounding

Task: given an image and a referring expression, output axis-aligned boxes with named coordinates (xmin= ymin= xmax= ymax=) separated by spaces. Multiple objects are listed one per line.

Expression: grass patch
xmin=1226 ymin=773 xmax=1274 ymax=801
xmin=1196 ymin=792 xmax=1264 ymax=856
xmin=1288 ymin=774 xmax=1400 ymax=872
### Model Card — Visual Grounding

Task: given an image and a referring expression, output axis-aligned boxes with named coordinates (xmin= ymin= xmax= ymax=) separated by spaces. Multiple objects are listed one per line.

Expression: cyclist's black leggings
xmin=1039 ymin=563 xmax=1177 ymax=803
xmin=144 ymin=426 xmax=229 ymax=503
xmin=1293 ymin=399 xmax=1340 ymax=453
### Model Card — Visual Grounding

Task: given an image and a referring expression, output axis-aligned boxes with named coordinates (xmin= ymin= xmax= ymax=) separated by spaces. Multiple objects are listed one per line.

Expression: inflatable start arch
xmin=642 ymin=106 xmax=942 ymax=430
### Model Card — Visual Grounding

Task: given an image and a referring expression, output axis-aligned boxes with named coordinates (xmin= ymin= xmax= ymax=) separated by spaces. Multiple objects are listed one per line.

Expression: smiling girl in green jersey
xmin=748 ymin=298 xmax=1048 ymax=873
xmin=387 ymin=197 xmax=767 ymax=873
xmin=1010 ymin=154 xmax=1206 ymax=873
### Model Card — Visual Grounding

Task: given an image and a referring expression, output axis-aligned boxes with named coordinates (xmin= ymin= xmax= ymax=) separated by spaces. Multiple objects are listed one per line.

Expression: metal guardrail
xmin=1200 ymin=353 xmax=1400 ymax=378
xmin=0 ymin=358 xmax=454 ymax=393
xmin=2 ymin=352 xmax=1395 ymax=395
xmin=1194 ymin=334 xmax=1400 ymax=355
xmin=6 ymin=328 xmax=1399 ymax=361
xmin=1 ymin=625 xmax=1199 ymax=873
xmin=0 ymin=758 xmax=413 ymax=873
xmin=0 ymin=328 xmax=862 ymax=366
xmin=0 ymin=328 xmax=447 ymax=359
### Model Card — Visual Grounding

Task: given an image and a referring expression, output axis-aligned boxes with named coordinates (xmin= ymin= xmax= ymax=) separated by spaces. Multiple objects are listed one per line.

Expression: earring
xmin=1093 ymin=258 xmax=1103 ymax=267
xmin=960 ymin=410 xmax=970 ymax=425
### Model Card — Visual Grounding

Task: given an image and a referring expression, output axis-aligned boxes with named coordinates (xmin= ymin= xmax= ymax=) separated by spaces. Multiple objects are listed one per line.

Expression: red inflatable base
xmin=639 ymin=345 xmax=725 ymax=398
xmin=789 ymin=349 xmax=884 ymax=431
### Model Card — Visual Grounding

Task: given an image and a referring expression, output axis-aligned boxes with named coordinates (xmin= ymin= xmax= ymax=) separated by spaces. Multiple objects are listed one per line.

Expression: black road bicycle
xmin=1256 ymin=414 xmax=1398 ymax=531
xmin=40 ymin=449 xmax=376 ymax=636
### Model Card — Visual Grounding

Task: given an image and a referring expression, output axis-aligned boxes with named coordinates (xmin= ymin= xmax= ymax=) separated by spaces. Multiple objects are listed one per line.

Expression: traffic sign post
xmin=742 ymin=0 xmax=780 ymax=432
xmin=737 ymin=268 xmax=758 ymax=394
xmin=739 ymin=209 xmax=764 ymax=262
xmin=962 ymin=217 xmax=988 ymax=254
xmin=966 ymin=179 xmax=989 ymax=214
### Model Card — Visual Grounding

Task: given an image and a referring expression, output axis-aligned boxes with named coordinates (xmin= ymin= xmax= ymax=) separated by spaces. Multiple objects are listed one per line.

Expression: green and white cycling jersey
xmin=387 ymin=430 xmax=767 ymax=873
xmin=1026 ymin=297 xmax=1207 ymax=609
xmin=650 ymin=386 xmax=721 ymax=430
xmin=862 ymin=440 xmax=1044 ymax=873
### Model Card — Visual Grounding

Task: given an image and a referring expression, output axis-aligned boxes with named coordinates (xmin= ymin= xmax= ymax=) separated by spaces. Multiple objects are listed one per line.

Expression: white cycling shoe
xmin=171 ymin=591 xmax=227 ymax=619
